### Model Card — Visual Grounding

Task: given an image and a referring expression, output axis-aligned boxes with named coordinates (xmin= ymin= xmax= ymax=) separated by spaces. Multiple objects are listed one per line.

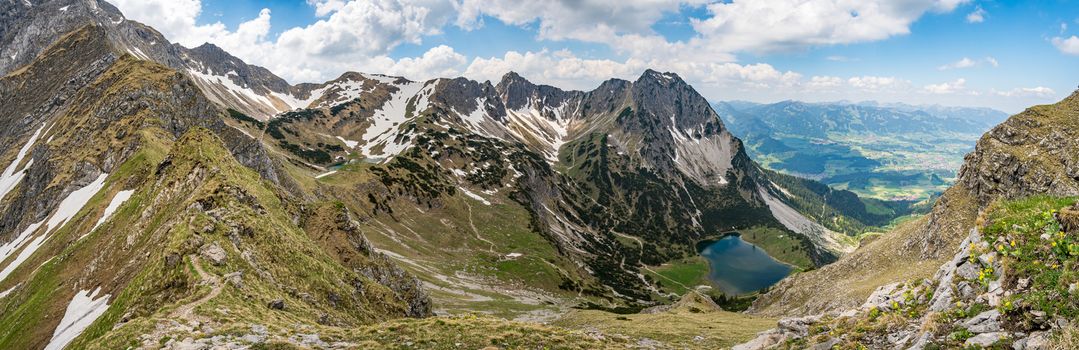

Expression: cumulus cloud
xmin=105 ymin=0 xmax=228 ymax=47
xmin=993 ymin=86 xmax=1056 ymax=98
xmin=808 ymin=76 xmax=843 ymax=88
xmin=107 ymin=0 xmax=458 ymax=82
xmin=938 ymin=56 xmax=998 ymax=70
xmin=966 ymin=7 xmax=986 ymax=23
xmin=688 ymin=0 xmax=970 ymax=53
xmin=453 ymin=0 xmax=702 ymax=43
xmin=1052 ymin=36 xmax=1079 ymax=56
xmin=848 ymin=76 xmax=908 ymax=91
xmin=923 ymin=78 xmax=967 ymax=94
xmin=461 ymin=50 xmax=803 ymax=91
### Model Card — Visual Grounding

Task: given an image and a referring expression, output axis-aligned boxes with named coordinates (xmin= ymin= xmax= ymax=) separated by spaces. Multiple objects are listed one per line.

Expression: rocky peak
xmin=494 ymin=71 xmax=578 ymax=112
xmin=0 ymin=0 xmax=125 ymax=75
xmin=634 ymin=69 xmax=685 ymax=87
xmin=181 ymin=42 xmax=291 ymax=95
xmin=629 ymin=69 xmax=725 ymax=136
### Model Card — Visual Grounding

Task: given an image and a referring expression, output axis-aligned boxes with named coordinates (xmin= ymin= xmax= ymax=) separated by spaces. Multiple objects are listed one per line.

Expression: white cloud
xmin=939 ymin=57 xmax=976 ymax=70
xmin=966 ymin=7 xmax=986 ymax=23
xmin=688 ymin=0 xmax=970 ymax=53
xmin=462 ymin=50 xmax=806 ymax=91
xmin=105 ymin=0 xmax=229 ymax=47
xmin=307 ymin=0 xmax=346 ymax=17
xmin=993 ymin=86 xmax=1056 ymax=98
xmin=938 ymin=56 xmax=997 ymax=70
xmin=464 ymin=50 xmax=645 ymax=90
xmin=923 ymin=78 xmax=967 ymax=94
xmin=808 ymin=76 xmax=843 ymax=88
xmin=453 ymin=0 xmax=703 ymax=43
xmin=848 ymin=76 xmax=908 ymax=91
xmin=1052 ymin=36 xmax=1079 ymax=56
xmin=108 ymin=0 xmax=459 ymax=82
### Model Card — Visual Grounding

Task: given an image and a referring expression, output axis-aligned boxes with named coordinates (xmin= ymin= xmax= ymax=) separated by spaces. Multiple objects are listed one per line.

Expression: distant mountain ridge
xmin=716 ymin=100 xmax=1008 ymax=201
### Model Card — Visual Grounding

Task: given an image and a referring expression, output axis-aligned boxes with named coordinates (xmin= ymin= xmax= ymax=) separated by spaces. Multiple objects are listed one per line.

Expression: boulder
xmin=200 ymin=242 xmax=227 ymax=266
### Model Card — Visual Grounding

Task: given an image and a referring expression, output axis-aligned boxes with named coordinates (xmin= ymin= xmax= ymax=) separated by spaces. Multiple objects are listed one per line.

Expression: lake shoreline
xmin=696 ymin=235 xmax=794 ymax=296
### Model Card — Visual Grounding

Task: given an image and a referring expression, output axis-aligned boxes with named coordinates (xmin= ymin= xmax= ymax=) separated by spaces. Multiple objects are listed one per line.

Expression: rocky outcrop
xmin=738 ymin=213 xmax=1075 ymax=349
xmin=958 ymin=91 xmax=1079 ymax=205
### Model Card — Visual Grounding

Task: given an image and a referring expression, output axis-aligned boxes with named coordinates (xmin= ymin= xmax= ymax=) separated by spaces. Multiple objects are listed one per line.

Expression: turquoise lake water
xmin=699 ymin=235 xmax=792 ymax=295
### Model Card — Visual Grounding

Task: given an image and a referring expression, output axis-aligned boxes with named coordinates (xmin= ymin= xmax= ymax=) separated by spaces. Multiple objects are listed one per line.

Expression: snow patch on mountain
xmin=187 ymin=68 xmax=279 ymax=118
xmin=0 ymin=123 xmax=48 ymax=202
xmin=359 ymin=80 xmax=430 ymax=159
xmin=504 ymin=99 xmax=575 ymax=162
xmin=91 ymin=189 xmax=134 ymax=232
xmin=458 ymin=187 xmax=491 ymax=205
xmin=0 ymin=173 xmax=108 ymax=283
xmin=335 ymin=136 xmax=358 ymax=149
xmin=45 ymin=288 xmax=111 ymax=350
xmin=668 ymin=121 xmax=735 ymax=187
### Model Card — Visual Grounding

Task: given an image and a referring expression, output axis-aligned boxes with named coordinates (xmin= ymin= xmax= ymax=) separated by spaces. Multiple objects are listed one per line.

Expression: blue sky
xmin=108 ymin=0 xmax=1079 ymax=112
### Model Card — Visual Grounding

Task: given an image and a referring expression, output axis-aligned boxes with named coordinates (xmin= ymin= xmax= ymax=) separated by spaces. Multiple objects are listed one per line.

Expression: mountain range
xmin=0 ymin=0 xmax=919 ymax=347
xmin=2 ymin=0 xmax=1078 ymax=349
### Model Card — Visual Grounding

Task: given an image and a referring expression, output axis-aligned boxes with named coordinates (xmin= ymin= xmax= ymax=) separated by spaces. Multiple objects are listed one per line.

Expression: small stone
xmin=1030 ymin=310 xmax=1047 ymax=324
xmin=1024 ymin=331 xmax=1051 ymax=349
xmin=1017 ymin=278 xmax=1031 ymax=290
xmin=907 ymin=332 xmax=932 ymax=350
xmin=224 ymin=272 xmax=243 ymax=289
xmin=964 ymin=332 xmax=1008 ymax=347
xmin=956 ymin=262 xmax=980 ymax=281
xmin=318 ymin=313 xmax=332 ymax=325
xmin=964 ymin=309 xmax=1002 ymax=333
xmin=268 ymin=299 xmax=285 ymax=310
xmin=1054 ymin=317 xmax=1070 ymax=329
xmin=978 ymin=252 xmax=998 ymax=266
xmin=164 ymin=253 xmax=181 ymax=268
xmin=809 ymin=337 xmax=840 ymax=350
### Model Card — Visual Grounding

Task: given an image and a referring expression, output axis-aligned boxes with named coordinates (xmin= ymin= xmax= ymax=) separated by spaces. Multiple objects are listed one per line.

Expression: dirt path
xmin=170 ymin=256 xmax=222 ymax=322
xmin=641 ymin=265 xmax=691 ymax=291
xmin=463 ymin=201 xmax=497 ymax=253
